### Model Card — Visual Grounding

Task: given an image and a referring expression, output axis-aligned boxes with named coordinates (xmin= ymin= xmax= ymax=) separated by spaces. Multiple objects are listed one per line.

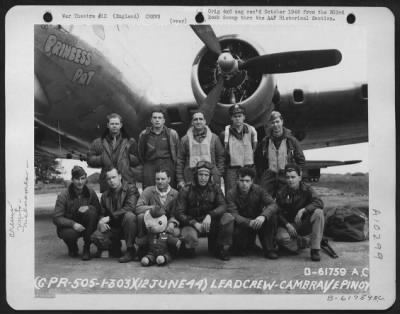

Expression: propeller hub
xmin=217 ymin=52 xmax=238 ymax=74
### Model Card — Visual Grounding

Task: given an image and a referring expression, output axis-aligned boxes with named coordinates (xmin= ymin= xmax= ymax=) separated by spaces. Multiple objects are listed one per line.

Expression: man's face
xmin=107 ymin=117 xmax=122 ymax=136
xmin=192 ymin=112 xmax=206 ymax=130
xmin=286 ymin=170 xmax=301 ymax=190
xmin=231 ymin=113 xmax=245 ymax=128
xmin=72 ymin=175 xmax=87 ymax=191
xmin=238 ymin=175 xmax=253 ymax=193
xmin=271 ymin=117 xmax=283 ymax=136
xmin=151 ymin=112 xmax=165 ymax=129
xmin=197 ymin=170 xmax=210 ymax=186
xmin=106 ymin=168 xmax=122 ymax=190
xmin=155 ymin=171 xmax=170 ymax=191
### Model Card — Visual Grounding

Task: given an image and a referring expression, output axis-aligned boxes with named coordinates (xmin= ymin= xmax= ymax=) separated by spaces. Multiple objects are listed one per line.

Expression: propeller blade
xmin=200 ymin=77 xmax=224 ymax=122
xmin=239 ymin=49 xmax=342 ymax=74
xmin=191 ymin=25 xmax=222 ymax=55
xmin=229 ymin=89 xmax=237 ymax=104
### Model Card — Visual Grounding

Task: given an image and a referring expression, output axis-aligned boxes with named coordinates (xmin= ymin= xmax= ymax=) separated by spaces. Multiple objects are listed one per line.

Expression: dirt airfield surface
xmin=34 ymin=175 xmax=369 ymax=296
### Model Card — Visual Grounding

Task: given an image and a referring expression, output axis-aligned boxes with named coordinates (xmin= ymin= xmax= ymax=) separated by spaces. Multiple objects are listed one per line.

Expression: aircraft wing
xmin=276 ymin=83 xmax=368 ymax=150
xmin=304 ymin=160 xmax=362 ymax=169
xmin=35 ymin=118 xmax=90 ymax=160
xmin=301 ymin=159 xmax=362 ymax=181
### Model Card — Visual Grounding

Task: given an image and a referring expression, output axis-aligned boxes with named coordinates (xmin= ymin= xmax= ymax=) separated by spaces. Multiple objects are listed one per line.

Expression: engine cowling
xmin=191 ymin=35 xmax=276 ymax=129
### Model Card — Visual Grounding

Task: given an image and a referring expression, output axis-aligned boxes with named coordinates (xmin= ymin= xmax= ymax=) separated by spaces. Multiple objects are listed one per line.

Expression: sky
xmin=61 ymin=23 xmax=368 ymax=177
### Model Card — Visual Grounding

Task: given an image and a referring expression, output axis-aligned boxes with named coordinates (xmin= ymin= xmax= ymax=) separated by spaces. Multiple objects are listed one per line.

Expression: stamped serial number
xmin=327 ymin=294 xmax=384 ymax=302
xmin=304 ymin=267 xmax=347 ymax=276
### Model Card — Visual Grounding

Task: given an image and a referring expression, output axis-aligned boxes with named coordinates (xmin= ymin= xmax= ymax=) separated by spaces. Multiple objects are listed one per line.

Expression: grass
xmin=308 ymin=173 xmax=369 ymax=216
xmin=312 ymin=173 xmax=368 ymax=196
xmin=35 ymin=182 xmax=100 ymax=194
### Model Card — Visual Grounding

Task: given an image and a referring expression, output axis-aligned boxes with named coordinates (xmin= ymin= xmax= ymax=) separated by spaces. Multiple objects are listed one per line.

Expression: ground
xmin=34 ymin=174 xmax=369 ymax=296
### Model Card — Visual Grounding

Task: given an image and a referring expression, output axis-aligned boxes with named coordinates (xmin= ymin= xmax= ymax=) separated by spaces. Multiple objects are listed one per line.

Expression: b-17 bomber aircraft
xmin=34 ymin=24 xmax=367 ymax=181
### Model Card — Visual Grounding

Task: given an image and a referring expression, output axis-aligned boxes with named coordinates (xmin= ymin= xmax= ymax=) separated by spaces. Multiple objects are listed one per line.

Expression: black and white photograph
xmin=5 ymin=5 xmax=396 ymax=310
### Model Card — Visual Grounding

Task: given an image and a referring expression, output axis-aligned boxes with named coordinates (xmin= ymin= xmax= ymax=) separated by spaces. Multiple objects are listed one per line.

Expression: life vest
xmin=268 ymin=138 xmax=288 ymax=172
xmin=187 ymin=126 xmax=212 ymax=168
xmin=224 ymin=125 xmax=256 ymax=166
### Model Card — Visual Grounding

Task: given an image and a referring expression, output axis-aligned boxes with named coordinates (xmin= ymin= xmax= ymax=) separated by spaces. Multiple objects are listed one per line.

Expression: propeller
xmin=239 ymin=49 xmax=342 ymax=74
xmin=200 ymin=77 xmax=224 ymax=122
xmin=190 ymin=25 xmax=221 ymax=55
xmin=191 ymin=24 xmax=342 ymax=120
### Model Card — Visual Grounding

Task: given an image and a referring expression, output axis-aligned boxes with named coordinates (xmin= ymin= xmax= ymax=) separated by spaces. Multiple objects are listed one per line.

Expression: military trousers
xmin=181 ymin=213 xmax=234 ymax=252
xmin=232 ymin=214 xmax=278 ymax=254
xmin=276 ymin=208 xmax=325 ymax=251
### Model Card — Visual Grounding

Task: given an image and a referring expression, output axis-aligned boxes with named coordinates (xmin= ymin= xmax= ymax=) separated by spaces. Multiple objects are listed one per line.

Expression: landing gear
xmin=303 ymin=176 xmax=320 ymax=182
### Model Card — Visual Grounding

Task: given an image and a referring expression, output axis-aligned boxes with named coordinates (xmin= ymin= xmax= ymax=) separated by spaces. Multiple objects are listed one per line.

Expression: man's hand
xmin=194 ymin=222 xmax=203 ymax=233
xmin=98 ymin=216 xmax=110 ymax=232
xmin=78 ymin=206 xmax=89 ymax=213
xmin=176 ymin=239 xmax=182 ymax=249
xmin=249 ymin=216 xmax=265 ymax=230
xmin=202 ymin=214 xmax=211 ymax=233
xmin=178 ymin=181 xmax=186 ymax=189
xmin=101 ymin=216 xmax=110 ymax=223
xmin=254 ymin=216 xmax=265 ymax=230
xmin=295 ymin=208 xmax=306 ymax=225
xmin=166 ymin=222 xmax=176 ymax=234
xmin=73 ymin=223 xmax=85 ymax=232
xmin=286 ymin=223 xmax=297 ymax=238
